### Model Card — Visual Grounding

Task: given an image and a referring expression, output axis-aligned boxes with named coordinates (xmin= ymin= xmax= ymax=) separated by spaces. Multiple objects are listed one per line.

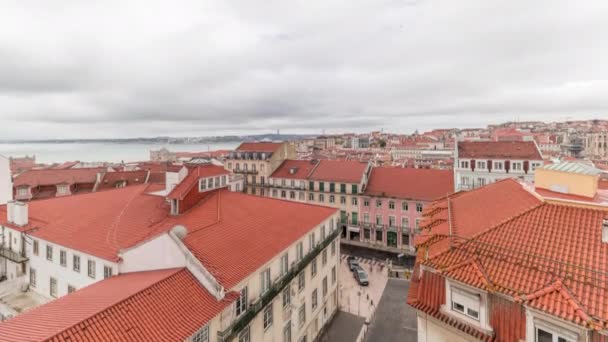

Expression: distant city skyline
xmin=1 ymin=1 xmax=607 ymax=139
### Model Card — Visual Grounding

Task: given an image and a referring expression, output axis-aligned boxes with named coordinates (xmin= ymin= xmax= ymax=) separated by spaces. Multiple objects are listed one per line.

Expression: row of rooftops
xmin=270 ymin=159 xmax=455 ymax=201
xmin=408 ymin=177 xmax=608 ymax=337
xmin=0 ymin=163 xmax=338 ymax=340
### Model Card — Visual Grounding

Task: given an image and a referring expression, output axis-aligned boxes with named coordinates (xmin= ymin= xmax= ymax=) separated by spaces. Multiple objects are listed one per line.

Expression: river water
xmin=0 ymin=142 xmax=242 ymax=164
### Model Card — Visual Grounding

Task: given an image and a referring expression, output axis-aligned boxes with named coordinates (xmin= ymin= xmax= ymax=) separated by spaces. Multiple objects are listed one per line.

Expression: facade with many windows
xmin=454 ymin=140 xmax=543 ymax=191
xmin=225 ymin=142 xmax=296 ymax=196
xmin=353 ymin=167 xmax=453 ymax=254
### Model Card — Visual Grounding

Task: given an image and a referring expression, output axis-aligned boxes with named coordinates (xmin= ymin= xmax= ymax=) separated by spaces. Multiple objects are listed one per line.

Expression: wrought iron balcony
xmin=0 ymin=247 xmax=28 ymax=263
xmin=218 ymin=227 xmax=340 ymax=341
xmin=233 ymin=169 xmax=259 ymax=175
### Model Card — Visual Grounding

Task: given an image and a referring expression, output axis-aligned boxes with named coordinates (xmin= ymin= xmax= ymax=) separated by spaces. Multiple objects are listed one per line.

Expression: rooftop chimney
xmin=0 ymin=155 xmax=13 ymax=205
xmin=7 ymin=201 xmax=28 ymax=226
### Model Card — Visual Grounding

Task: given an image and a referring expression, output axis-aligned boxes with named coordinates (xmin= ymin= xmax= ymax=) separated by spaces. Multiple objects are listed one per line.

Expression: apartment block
xmin=0 ymin=163 xmax=340 ymax=342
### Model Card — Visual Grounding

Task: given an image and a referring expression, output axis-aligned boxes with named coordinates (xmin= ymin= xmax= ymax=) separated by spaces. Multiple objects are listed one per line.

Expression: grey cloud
xmin=0 ymin=0 xmax=607 ymax=139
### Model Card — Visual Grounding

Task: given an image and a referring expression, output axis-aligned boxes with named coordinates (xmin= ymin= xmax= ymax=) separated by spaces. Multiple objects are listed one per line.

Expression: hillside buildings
xmin=0 ymin=163 xmax=340 ymax=342
xmin=454 ymin=141 xmax=544 ymax=191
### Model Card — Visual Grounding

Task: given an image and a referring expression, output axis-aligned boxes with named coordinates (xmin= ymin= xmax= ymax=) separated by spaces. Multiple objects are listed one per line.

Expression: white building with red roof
xmin=0 ymin=163 xmax=341 ymax=342
xmin=454 ymin=140 xmax=544 ymax=191
xmin=409 ymin=169 xmax=608 ymax=342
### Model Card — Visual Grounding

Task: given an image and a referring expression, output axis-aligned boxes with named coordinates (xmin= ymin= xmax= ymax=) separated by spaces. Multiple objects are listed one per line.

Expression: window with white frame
xmin=280 ymin=254 xmax=289 ymax=275
xmin=298 ymin=304 xmax=306 ymax=327
xmin=331 ymin=266 xmax=336 ymax=284
xmin=416 ymin=202 xmax=423 ymax=213
xmin=67 ymin=285 xmax=76 ymax=293
xmin=191 ymin=325 xmax=209 ymax=342
xmin=331 ymin=241 xmax=336 ymax=256
xmin=46 ymin=245 xmax=53 ymax=261
xmin=363 ymin=199 xmax=370 ymax=207
xmin=352 ymin=197 xmax=358 ymax=205
xmin=60 ymin=250 xmax=67 ymax=267
xmin=450 ymin=287 xmax=480 ymax=321
xmin=283 ymin=322 xmax=292 ymax=342
xmin=238 ymin=326 xmax=250 ymax=342
xmin=321 ymin=225 xmax=326 ymax=240
xmin=263 ymin=305 xmax=273 ymax=330
xmin=17 ymin=187 xmax=28 ymax=197
xmin=531 ymin=317 xmax=578 ymax=342
xmin=57 ymin=184 xmax=69 ymax=194
xmin=260 ymin=268 xmax=271 ymax=294
xmin=298 ymin=272 xmax=305 ymax=292
xmin=297 ymin=242 xmax=304 ymax=261
xmin=73 ymin=254 xmax=80 ymax=272
xmin=376 ymin=199 xmax=382 ymax=208
xmin=402 ymin=217 xmax=409 ymax=228
xmin=283 ymin=286 xmax=291 ymax=308
xmin=402 ymin=201 xmax=409 ymax=211
xmin=104 ymin=265 xmax=113 ymax=279
xmin=322 ymin=249 xmax=327 ymax=266
xmin=88 ymin=260 xmax=96 ymax=278
xmin=512 ymin=162 xmax=522 ymax=170
xmin=460 ymin=160 xmax=469 ymax=169
xmin=236 ymin=287 xmax=248 ymax=316
xmin=476 ymin=161 xmax=486 ymax=169
xmin=329 ymin=195 xmax=335 ymax=203
xmin=311 ymin=257 xmax=317 ymax=278
xmin=309 ymin=232 xmax=316 ymax=251
xmin=29 ymin=267 xmax=36 ymax=287
xmin=494 ymin=161 xmax=503 ymax=170
xmin=312 ymin=289 xmax=318 ymax=309
xmin=50 ymin=277 xmax=58 ymax=297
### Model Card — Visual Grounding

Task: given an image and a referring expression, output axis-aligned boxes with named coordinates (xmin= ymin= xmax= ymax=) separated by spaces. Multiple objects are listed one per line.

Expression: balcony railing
xmin=218 ymin=227 xmax=340 ymax=341
xmin=233 ymin=169 xmax=259 ymax=175
xmin=0 ymin=247 xmax=28 ymax=263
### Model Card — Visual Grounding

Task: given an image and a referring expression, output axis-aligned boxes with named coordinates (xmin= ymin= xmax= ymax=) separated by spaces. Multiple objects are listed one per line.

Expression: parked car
xmin=348 ymin=258 xmax=359 ymax=271
xmin=354 ymin=267 xmax=369 ymax=286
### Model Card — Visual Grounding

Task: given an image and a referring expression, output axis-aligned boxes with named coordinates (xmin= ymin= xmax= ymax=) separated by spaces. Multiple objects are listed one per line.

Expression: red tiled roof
xmin=0 ymin=185 xmax=170 ymax=261
xmin=97 ymin=170 xmax=149 ymax=190
xmin=14 ymin=168 xmax=103 ymax=187
xmin=166 ymin=191 xmax=337 ymax=288
xmin=458 ymin=141 xmax=542 ymax=160
xmin=235 ymin=142 xmax=283 ymax=153
xmin=0 ymin=184 xmax=336 ymax=289
xmin=167 ymin=165 xmax=229 ymax=200
xmin=416 ymin=179 xmax=542 ymax=258
xmin=270 ymin=159 xmax=318 ymax=180
xmin=0 ymin=268 xmax=237 ymax=341
xmin=423 ymin=200 xmax=608 ymax=330
xmin=308 ymin=160 xmax=368 ymax=184
xmin=364 ymin=167 xmax=453 ymax=201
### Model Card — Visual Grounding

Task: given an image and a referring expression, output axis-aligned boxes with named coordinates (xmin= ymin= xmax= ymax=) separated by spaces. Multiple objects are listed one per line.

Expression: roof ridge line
xmin=45 ymin=268 xmax=185 ymax=340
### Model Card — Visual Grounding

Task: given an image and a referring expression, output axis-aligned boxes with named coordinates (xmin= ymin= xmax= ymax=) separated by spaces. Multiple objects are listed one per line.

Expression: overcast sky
xmin=1 ymin=0 xmax=607 ymax=139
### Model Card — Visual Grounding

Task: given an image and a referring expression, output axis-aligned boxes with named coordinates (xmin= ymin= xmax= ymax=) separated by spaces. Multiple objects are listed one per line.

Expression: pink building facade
xmin=344 ymin=167 xmax=453 ymax=256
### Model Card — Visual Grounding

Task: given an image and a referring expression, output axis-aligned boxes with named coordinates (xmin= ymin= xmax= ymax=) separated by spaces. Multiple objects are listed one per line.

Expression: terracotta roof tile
xmin=458 ymin=141 xmax=542 ymax=160
xmin=364 ymin=167 xmax=453 ymax=201
xmin=424 ymin=202 xmax=608 ymax=329
xmin=270 ymin=159 xmax=318 ymax=180
xmin=14 ymin=168 xmax=103 ymax=187
xmin=308 ymin=160 xmax=367 ymax=184
xmin=0 ymin=268 xmax=237 ymax=341
xmin=97 ymin=170 xmax=149 ymax=190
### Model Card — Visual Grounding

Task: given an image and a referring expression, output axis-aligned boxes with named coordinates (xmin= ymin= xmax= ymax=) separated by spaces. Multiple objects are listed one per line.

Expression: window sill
xmin=439 ymin=305 xmax=493 ymax=335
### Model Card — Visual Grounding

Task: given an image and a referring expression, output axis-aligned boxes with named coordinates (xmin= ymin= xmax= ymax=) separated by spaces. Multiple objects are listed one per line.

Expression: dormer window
xmin=444 ymin=280 xmax=492 ymax=333
xmin=602 ymin=219 xmax=608 ymax=243
xmin=476 ymin=161 xmax=486 ymax=169
xmin=512 ymin=162 xmax=522 ymax=171
xmin=200 ymin=178 xmax=207 ymax=191
xmin=17 ymin=187 xmax=28 ymax=197
xmin=57 ymin=184 xmax=69 ymax=195
xmin=494 ymin=161 xmax=503 ymax=170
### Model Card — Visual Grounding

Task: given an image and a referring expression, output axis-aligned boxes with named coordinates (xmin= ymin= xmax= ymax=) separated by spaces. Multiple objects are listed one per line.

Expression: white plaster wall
xmin=217 ymin=213 xmax=341 ymax=342
xmin=417 ymin=314 xmax=477 ymax=342
xmin=26 ymin=237 xmax=119 ymax=299
xmin=0 ymin=156 xmax=12 ymax=205
xmin=119 ymin=233 xmax=186 ymax=273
